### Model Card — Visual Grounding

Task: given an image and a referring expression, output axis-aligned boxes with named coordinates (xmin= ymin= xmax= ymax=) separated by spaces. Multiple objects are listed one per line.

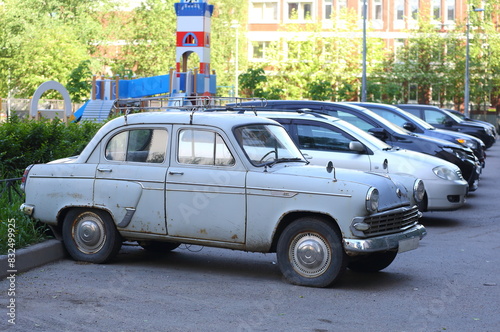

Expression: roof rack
xmin=112 ymin=96 xmax=267 ymax=115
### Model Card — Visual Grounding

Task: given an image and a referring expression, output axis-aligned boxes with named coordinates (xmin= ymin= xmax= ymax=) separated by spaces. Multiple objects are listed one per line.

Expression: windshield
xmin=334 ymin=118 xmax=393 ymax=150
xmin=234 ymin=124 xmax=306 ymax=167
xmin=443 ymin=109 xmax=464 ymax=123
xmin=451 ymin=111 xmax=465 ymax=120
xmin=401 ymin=109 xmax=436 ymax=130
xmin=355 ymin=108 xmax=412 ymax=135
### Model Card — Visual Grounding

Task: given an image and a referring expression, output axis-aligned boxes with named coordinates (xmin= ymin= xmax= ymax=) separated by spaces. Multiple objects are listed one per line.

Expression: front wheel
xmin=62 ymin=209 xmax=122 ymax=263
xmin=347 ymin=251 xmax=397 ymax=273
xmin=276 ymin=217 xmax=347 ymax=288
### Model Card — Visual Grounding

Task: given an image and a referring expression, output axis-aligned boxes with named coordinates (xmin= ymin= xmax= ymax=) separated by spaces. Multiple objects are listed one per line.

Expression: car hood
xmin=429 ymin=128 xmax=484 ymax=147
xmin=412 ymin=132 xmax=471 ymax=151
xmin=386 ymin=149 xmax=460 ymax=179
xmin=257 ymin=163 xmax=412 ymax=211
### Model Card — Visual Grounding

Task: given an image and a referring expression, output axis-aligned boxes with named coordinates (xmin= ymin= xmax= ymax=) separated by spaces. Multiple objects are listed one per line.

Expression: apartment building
xmin=246 ymin=0 xmax=472 ymax=62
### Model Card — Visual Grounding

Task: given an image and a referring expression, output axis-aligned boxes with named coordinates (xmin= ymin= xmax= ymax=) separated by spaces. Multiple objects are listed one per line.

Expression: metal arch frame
xmin=29 ymin=80 xmax=72 ymax=120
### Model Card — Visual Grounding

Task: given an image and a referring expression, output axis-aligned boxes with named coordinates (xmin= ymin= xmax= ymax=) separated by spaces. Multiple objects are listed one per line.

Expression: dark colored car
xmin=237 ymin=100 xmax=481 ymax=191
xmin=445 ymin=109 xmax=497 ymax=137
xmin=397 ymin=104 xmax=496 ymax=149
xmin=348 ymin=102 xmax=486 ymax=167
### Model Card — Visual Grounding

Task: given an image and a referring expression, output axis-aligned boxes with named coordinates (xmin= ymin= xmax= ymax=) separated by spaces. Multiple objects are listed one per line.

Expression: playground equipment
xmin=75 ymin=0 xmax=217 ymax=122
xmin=29 ymin=81 xmax=73 ymax=122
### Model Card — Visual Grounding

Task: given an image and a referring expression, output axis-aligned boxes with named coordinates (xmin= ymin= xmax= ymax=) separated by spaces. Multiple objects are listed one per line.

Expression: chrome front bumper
xmin=343 ymin=224 xmax=427 ymax=254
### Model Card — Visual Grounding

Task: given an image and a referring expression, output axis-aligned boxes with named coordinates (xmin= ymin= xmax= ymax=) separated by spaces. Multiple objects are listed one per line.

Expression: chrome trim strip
xmin=248 ymin=187 xmax=351 ymax=198
xmin=117 ymin=208 xmax=136 ymax=228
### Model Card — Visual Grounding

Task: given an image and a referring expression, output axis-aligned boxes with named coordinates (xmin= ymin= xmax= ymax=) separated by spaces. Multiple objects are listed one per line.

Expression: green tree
xmin=119 ymin=0 xmax=177 ymax=77
xmin=306 ymin=79 xmax=333 ymax=101
xmin=210 ymin=0 xmax=247 ymax=93
xmin=261 ymin=9 xmax=386 ymax=101
xmin=239 ymin=67 xmax=267 ymax=97
xmin=66 ymin=60 xmax=93 ymax=103
xmin=0 ymin=0 xmax=110 ymax=98
xmin=386 ymin=19 xmax=449 ymax=104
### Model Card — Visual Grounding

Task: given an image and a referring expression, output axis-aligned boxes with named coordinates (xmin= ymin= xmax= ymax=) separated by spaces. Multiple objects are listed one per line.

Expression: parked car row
xmin=218 ymin=109 xmax=467 ymax=212
xmin=19 ymin=100 xmax=495 ymax=288
xmin=237 ymin=100 xmax=483 ymax=193
xmin=445 ymin=108 xmax=498 ymax=138
xmin=396 ymin=104 xmax=497 ymax=149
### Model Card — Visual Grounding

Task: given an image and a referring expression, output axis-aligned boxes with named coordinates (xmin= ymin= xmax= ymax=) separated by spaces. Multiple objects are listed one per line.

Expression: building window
xmin=373 ymin=0 xmax=382 ymax=20
xmin=433 ymin=0 xmax=441 ymax=20
xmin=409 ymin=83 xmax=418 ymax=102
xmin=250 ymin=1 xmax=278 ymax=22
xmin=252 ymin=41 xmax=270 ymax=60
xmin=337 ymin=0 xmax=347 ymax=10
xmin=446 ymin=0 xmax=455 ymax=21
xmin=324 ymin=0 xmax=332 ymax=19
xmin=410 ymin=0 xmax=419 ymax=19
xmin=286 ymin=1 xmax=313 ymax=21
xmin=396 ymin=0 xmax=404 ymax=20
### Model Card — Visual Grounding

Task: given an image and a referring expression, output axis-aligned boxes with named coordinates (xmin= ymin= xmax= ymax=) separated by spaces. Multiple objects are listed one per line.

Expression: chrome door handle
xmin=168 ymin=171 xmax=184 ymax=175
xmin=98 ymin=168 xmax=113 ymax=173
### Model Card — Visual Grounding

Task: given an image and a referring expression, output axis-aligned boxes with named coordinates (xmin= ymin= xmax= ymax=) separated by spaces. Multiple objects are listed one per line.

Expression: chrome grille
xmin=353 ymin=206 xmax=420 ymax=237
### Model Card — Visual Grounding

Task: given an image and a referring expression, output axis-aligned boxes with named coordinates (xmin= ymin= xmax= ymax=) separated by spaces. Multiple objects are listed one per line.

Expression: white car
xmin=257 ymin=110 xmax=468 ymax=211
xmin=21 ymin=111 xmax=426 ymax=287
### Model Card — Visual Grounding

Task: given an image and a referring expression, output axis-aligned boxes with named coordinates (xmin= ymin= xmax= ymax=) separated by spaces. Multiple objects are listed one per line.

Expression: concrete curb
xmin=0 ymin=239 xmax=67 ymax=279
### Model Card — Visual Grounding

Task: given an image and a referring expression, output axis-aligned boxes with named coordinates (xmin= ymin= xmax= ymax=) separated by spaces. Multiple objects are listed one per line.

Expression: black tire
xmin=276 ymin=217 xmax=347 ymax=288
xmin=347 ymin=251 xmax=398 ymax=273
xmin=62 ymin=208 xmax=122 ymax=263
xmin=139 ymin=241 xmax=180 ymax=252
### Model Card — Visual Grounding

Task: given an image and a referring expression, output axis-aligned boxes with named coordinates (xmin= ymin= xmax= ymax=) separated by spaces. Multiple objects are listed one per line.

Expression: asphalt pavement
xmin=1 ymin=139 xmax=499 ymax=332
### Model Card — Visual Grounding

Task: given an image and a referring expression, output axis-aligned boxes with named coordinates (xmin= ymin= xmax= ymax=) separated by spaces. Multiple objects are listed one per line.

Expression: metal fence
xmin=0 ymin=178 xmax=23 ymax=204
xmin=0 ymin=99 xmax=84 ymax=120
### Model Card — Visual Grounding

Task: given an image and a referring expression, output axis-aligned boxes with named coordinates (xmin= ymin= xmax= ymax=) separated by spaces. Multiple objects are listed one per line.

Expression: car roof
xmin=100 ymin=111 xmax=279 ymax=131
xmin=396 ymin=104 xmax=442 ymax=110
xmin=347 ymin=102 xmax=402 ymax=111
xmin=248 ymin=110 xmax=341 ymax=123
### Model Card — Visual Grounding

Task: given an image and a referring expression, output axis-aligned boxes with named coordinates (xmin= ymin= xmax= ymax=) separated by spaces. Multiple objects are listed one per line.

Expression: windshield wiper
xmin=261 ymin=157 xmax=306 ymax=168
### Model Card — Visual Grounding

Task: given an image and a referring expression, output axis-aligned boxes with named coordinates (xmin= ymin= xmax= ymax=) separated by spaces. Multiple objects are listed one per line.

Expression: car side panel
xmin=25 ymin=163 xmax=96 ymax=225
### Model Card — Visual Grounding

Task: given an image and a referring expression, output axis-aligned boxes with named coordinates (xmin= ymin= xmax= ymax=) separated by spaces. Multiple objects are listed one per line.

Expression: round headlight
xmin=433 ymin=165 xmax=460 ymax=181
xmin=413 ymin=179 xmax=425 ymax=203
xmin=366 ymin=187 xmax=379 ymax=213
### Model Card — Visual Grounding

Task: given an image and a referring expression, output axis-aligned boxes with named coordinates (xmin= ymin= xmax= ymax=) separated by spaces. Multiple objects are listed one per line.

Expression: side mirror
xmin=368 ymin=127 xmax=387 ymax=140
xmin=444 ymin=118 xmax=454 ymax=127
xmin=349 ymin=141 xmax=365 ymax=153
xmin=403 ymin=122 xmax=417 ymax=132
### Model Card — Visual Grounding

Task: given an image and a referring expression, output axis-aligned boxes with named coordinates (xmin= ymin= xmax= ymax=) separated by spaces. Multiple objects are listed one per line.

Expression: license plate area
xmin=398 ymin=237 xmax=420 ymax=253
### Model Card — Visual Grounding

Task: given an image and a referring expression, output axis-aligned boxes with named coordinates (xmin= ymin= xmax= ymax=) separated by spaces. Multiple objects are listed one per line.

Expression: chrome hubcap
xmin=290 ymin=232 xmax=331 ymax=278
xmin=73 ymin=213 xmax=106 ymax=254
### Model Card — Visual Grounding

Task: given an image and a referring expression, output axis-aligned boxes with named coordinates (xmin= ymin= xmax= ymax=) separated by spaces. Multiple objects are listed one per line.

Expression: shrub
xmin=0 ymin=117 xmax=103 ymax=254
xmin=0 ymin=194 xmax=50 ymax=255
xmin=0 ymin=116 xmax=102 ymax=179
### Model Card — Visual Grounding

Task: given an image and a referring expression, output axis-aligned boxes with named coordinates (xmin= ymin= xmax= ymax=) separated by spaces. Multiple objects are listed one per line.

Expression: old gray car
xmin=21 ymin=112 xmax=426 ymax=287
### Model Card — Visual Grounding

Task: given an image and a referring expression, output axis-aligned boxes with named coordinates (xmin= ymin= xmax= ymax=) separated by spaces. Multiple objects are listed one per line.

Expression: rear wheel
xmin=347 ymin=251 xmax=398 ymax=273
xmin=62 ymin=209 xmax=122 ymax=263
xmin=276 ymin=217 xmax=346 ymax=288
